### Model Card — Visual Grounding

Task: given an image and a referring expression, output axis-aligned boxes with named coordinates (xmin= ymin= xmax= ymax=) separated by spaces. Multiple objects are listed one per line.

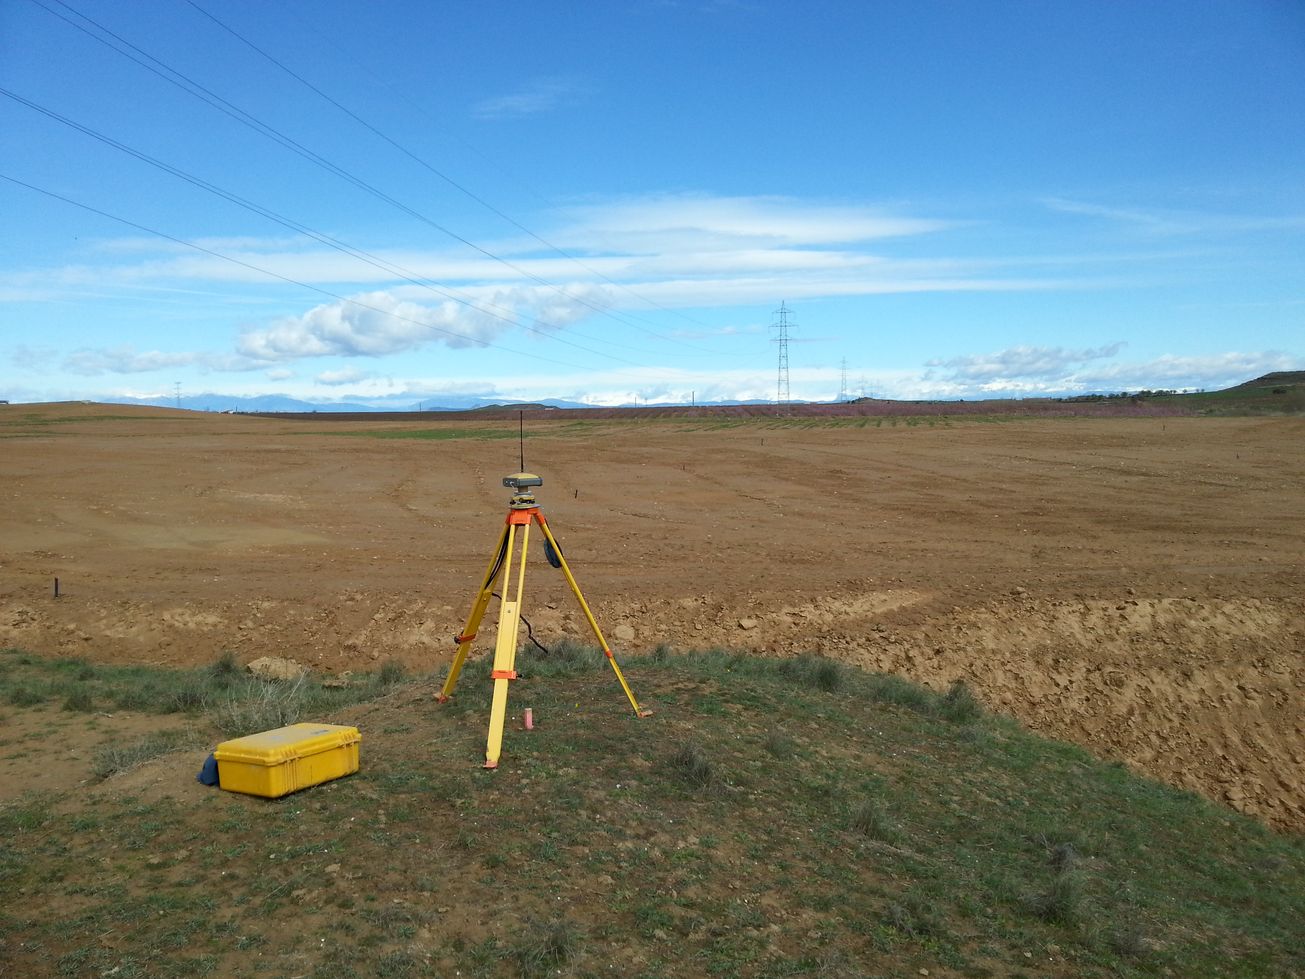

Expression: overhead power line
xmin=0 ymin=85 xmax=649 ymax=368
xmin=0 ymin=171 xmax=599 ymax=374
xmin=30 ymin=0 xmax=716 ymax=356
xmin=184 ymin=0 xmax=716 ymax=348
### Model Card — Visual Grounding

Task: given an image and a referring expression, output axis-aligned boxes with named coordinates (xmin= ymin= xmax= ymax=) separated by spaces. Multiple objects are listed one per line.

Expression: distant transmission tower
xmin=839 ymin=358 xmax=849 ymax=402
xmin=770 ymin=301 xmax=795 ymax=411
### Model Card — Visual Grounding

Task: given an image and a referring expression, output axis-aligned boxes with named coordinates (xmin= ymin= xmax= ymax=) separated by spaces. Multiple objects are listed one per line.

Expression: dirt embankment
xmin=2 ymin=405 xmax=1302 ymax=829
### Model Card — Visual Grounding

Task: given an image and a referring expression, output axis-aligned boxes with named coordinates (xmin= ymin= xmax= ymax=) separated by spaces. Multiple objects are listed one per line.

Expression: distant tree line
xmin=1059 ymin=389 xmax=1184 ymax=403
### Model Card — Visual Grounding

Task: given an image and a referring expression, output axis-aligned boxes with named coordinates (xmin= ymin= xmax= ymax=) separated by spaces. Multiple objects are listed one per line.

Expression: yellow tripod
xmin=437 ymin=473 xmax=652 ymax=768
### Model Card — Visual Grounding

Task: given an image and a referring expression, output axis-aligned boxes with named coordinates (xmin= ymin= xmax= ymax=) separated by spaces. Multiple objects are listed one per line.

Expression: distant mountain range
xmin=105 ymin=393 xmax=780 ymax=413
xmin=100 ymin=373 xmax=1305 ymax=415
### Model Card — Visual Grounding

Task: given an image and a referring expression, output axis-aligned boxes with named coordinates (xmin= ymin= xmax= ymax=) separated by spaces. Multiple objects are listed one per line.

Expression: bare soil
xmin=2 ymin=404 xmax=1302 ymax=830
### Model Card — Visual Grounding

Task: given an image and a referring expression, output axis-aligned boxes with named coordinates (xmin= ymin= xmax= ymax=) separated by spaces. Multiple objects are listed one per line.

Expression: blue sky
xmin=2 ymin=0 xmax=1303 ymax=407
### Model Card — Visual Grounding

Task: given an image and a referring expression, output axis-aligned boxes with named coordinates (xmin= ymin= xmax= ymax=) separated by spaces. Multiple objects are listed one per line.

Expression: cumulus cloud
xmin=237 ymin=291 xmax=499 ymax=361
xmin=238 ymin=286 xmax=611 ymax=362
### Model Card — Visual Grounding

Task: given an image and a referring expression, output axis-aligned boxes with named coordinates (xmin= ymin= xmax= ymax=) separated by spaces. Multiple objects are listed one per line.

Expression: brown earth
xmin=2 ymin=403 xmax=1302 ymax=830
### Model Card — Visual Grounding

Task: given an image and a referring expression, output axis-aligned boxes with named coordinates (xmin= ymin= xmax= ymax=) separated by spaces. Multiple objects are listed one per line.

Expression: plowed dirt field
xmin=2 ymin=403 xmax=1302 ymax=829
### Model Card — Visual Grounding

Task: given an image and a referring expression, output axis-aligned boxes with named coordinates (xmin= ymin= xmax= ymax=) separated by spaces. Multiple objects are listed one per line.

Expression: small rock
xmin=245 ymin=656 xmax=306 ymax=682
xmin=738 ymin=617 xmax=759 ymax=630
xmin=613 ymin=624 xmax=636 ymax=642
xmin=325 ymin=863 xmax=341 ymax=875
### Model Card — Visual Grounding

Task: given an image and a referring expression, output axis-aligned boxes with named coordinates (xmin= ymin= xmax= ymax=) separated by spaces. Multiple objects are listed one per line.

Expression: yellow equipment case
xmin=213 ymin=723 xmax=361 ymax=798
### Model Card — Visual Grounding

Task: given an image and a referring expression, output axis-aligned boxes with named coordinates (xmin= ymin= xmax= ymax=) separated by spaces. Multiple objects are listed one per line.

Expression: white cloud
xmin=926 ymin=342 xmax=1126 ymax=383
xmin=315 ymin=367 xmax=372 ymax=386
xmin=1043 ymin=198 xmax=1305 ymax=236
xmin=472 ymin=77 xmax=581 ymax=119
xmin=9 ymin=346 xmax=56 ymax=369
xmin=554 ymin=194 xmax=953 ymax=253
xmin=6 ymin=193 xmax=1113 ymax=329
xmin=237 ymin=291 xmax=500 ymax=361
xmin=1072 ymin=351 xmax=1301 ymax=391
xmin=57 ymin=345 xmax=274 ymax=377
xmin=63 ymin=346 xmax=203 ymax=376
xmin=237 ymin=285 xmax=615 ymax=362
xmin=906 ymin=347 xmax=1300 ymax=399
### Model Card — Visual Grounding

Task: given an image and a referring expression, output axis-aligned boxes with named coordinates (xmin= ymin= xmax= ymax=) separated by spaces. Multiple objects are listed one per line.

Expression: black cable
xmin=490 ymin=593 xmax=550 ymax=656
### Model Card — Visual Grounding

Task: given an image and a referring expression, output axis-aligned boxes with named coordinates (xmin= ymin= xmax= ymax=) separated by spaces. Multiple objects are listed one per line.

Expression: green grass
xmin=91 ymin=729 xmax=195 ymax=778
xmin=0 ymin=647 xmax=409 ymax=736
xmin=1147 ymin=372 xmax=1305 ymax=415
xmin=0 ymin=645 xmax=1300 ymax=978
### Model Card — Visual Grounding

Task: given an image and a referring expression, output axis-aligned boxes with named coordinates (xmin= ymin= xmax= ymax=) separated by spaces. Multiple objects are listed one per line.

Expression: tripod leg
xmin=439 ymin=522 xmax=510 ymax=702
xmin=484 ymin=521 xmax=530 ymax=768
xmin=535 ymin=513 xmax=652 ymax=718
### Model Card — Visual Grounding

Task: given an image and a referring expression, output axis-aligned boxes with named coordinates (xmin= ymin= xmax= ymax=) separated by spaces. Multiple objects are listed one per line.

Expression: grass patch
xmin=61 ymin=687 xmax=95 ymax=712
xmin=763 ymin=728 xmax=795 ymax=758
xmin=936 ymin=678 xmax=983 ymax=724
xmin=92 ymin=730 xmax=193 ymax=779
xmin=509 ymin=918 xmax=582 ymax=977
xmin=779 ymin=653 xmax=845 ymax=692
xmin=0 ymin=649 xmax=417 ymax=738
xmin=668 ymin=740 xmax=716 ymax=788
xmin=850 ymin=798 xmax=900 ymax=843
xmin=0 ymin=645 xmax=1301 ymax=977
